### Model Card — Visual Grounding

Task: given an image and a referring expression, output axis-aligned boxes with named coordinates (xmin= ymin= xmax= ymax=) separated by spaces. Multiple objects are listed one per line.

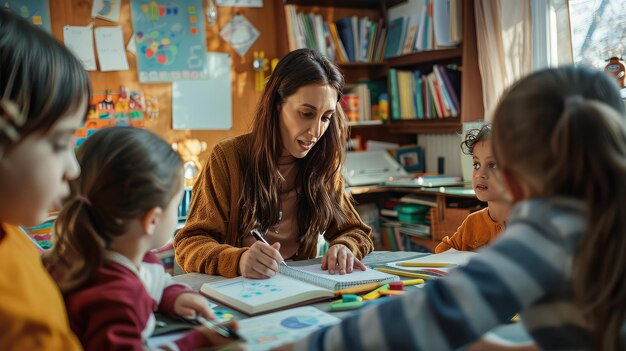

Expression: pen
xmin=196 ymin=315 xmax=243 ymax=341
xmin=397 ymin=262 xmax=451 ymax=267
xmin=250 ymin=229 xmax=287 ymax=266
xmin=374 ymin=267 xmax=434 ymax=280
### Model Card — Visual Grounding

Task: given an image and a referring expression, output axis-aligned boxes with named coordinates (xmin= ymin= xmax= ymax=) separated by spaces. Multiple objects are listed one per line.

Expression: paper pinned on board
xmin=91 ymin=0 xmax=122 ymax=22
xmin=216 ymin=0 xmax=263 ymax=8
xmin=220 ymin=14 xmax=259 ymax=57
xmin=63 ymin=24 xmax=97 ymax=71
xmin=94 ymin=26 xmax=129 ymax=72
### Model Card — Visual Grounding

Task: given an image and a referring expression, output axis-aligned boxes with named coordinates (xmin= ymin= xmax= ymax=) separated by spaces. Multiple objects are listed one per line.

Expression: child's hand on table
xmin=174 ymin=292 xmax=214 ymax=320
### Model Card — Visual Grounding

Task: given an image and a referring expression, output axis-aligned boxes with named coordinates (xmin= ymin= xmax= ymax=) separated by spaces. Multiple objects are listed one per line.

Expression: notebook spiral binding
xmin=279 ymin=265 xmax=397 ymax=291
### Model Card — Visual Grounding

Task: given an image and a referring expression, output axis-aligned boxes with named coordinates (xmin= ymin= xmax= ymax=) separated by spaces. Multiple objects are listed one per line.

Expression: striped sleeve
xmin=295 ymin=203 xmax=580 ymax=350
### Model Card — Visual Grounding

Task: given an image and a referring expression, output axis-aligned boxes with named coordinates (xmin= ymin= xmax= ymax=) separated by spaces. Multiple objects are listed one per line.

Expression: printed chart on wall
xmin=3 ymin=0 xmax=51 ymax=32
xmin=130 ymin=0 xmax=207 ymax=83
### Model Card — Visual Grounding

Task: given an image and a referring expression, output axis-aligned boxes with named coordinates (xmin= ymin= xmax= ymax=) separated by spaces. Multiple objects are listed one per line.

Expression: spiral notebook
xmin=200 ymin=264 xmax=398 ymax=315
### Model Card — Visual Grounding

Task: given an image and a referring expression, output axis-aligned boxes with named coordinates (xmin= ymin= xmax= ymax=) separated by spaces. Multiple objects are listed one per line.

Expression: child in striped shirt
xmin=279 ymin=66 xmax=626 ymax=351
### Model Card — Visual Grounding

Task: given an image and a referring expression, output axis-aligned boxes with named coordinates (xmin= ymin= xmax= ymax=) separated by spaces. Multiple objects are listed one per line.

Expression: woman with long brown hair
xmin=175 ymin=48 xmax=373 ymax=279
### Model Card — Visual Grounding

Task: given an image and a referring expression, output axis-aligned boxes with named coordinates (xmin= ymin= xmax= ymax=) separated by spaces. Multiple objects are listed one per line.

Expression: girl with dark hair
xmin=435 ymin=124 xmax=511 ymax=253
xmin=175 ymin=48 xmax=374 ymax=279
xmin=46 ymin=127 xmax=238 ymax=350
xmin=0 ymin=9 xmax=90 ymax=350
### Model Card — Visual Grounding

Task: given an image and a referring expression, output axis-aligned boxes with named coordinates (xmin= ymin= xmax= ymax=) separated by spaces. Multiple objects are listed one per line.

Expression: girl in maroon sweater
xmin=46 ymin=127 xmax=239 ymax=351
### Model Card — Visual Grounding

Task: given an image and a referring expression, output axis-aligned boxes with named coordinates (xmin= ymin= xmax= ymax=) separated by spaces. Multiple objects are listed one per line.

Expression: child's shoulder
xmin=463 ymin=207 xmax=490 ymax=223
xmin=510 ymin=197 xmax=585 ymax=223
xmin=506 ymin=197 xmax=586 ymax=246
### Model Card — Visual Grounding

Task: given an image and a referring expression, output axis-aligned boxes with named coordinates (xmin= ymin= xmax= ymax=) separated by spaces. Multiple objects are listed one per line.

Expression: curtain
xmin=474 ymin=0 xmax=533 ymax=120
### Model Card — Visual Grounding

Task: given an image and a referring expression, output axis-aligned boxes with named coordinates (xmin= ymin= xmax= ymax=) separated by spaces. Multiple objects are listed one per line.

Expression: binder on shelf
xmin=343 ymin=150 xmax=408 ymax=186
xmin=384 ymin=16 xmax=405 ymax=58
xmin=335 ymin=17 xmax=356 ymax=62
xmin=388 ymin=68 xmax=400 ymax=120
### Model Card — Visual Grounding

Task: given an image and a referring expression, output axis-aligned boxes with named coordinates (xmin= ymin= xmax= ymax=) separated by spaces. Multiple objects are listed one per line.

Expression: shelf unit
xmin=349 ymin=185 xmax=484 ymax=252
xmin=283 ymin=0 xmax=406 ymax=9
xmin=277 ymin=0 xmax=484 ymax=136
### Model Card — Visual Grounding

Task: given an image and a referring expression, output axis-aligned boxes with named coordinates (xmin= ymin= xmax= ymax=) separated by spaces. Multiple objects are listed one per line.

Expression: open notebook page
xmin=200 ymin=275 xmax=334 ymax=315
xmin=292 ymin=263 xmax=399 ymax=283
xmin=386 ymin=248 xmax=478 ymax=273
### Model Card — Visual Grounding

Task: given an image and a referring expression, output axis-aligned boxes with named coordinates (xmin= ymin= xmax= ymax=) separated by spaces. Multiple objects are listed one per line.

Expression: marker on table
xmin=196 ymin=315 xmax=243 ymax=341
xmin=374 ymin=267 xmax=433 ymax=280
xmin=250 ymin=229 xmax=287 ymax=267
xmin=362 ymin=283 xmax=390 ymax=301
xmin=402 ymin=278 xmax=425 ymax=286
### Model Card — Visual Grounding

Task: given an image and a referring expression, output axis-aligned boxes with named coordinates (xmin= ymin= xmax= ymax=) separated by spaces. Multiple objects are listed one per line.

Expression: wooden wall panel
xmin=49 ymin=0 xmax=283 ymax=160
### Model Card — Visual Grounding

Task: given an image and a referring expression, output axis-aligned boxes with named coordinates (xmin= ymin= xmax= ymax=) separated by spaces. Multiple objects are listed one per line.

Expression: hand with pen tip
xmin=321 ymin=244 xmax=366 ymax=275
xmin=174 ymin=292 xmax=215 ymax=320
xmin=196 ymin=319 xmax=242 ymax=348
xmin=239 ymin=241 xmax=284 ymax=279
xmin=177 ymin=294 xmax=242 ymax=347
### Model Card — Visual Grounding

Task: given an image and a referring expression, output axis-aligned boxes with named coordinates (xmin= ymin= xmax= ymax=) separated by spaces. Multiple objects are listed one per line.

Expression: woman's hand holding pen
xmin=321 ymin=244 xmax=366 ymax=275
xmin=239 ymin=241 xmax=284 ymax=279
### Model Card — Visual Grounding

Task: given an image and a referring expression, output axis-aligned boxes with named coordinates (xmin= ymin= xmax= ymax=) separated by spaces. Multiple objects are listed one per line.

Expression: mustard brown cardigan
xmin=174 ymin=134 xmax=374 ymax=277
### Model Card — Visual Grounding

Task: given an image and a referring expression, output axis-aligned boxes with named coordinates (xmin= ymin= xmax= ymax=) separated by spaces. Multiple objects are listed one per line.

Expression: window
xmin=568 ymin=0 xmax=625 ymax=69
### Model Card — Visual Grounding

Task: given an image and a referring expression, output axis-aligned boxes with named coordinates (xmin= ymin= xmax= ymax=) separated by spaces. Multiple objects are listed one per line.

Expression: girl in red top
xmin=46 ymin=127 xmax=239 ymax=351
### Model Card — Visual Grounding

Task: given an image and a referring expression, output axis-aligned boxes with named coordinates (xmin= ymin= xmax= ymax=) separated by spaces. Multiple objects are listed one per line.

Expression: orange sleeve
xmin=325 ymin=189 xmax=374 ymax=259
xmin=174 ymin=145 xmax=247 ymax=277
xmin=435 ymin=216 xmax=470 ymax=253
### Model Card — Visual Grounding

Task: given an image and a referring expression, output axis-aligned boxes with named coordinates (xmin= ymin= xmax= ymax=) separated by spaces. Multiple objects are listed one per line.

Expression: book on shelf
xmin=402 ymin=13 xmax=421 ymax=55
xmin=200 ymin=264 xmax=398 ymax=316
xmin=388 ymin=68 xmax=400 ymax=120
xmin=384 ymin=175 xmax=464 ymax=188
xmin=400 ymin=193 xmax=438 ymax=207
xmin=384 ymin=16 xmax=405 ymax=58
xmin=449 ymin=0 xmax=463 ymax=42
xmin=283 ymin=7 xmax=386 ymax=63
xmin=380 ymin=208 xmax=398 ymax=217
xmin=432 ymin=0 xmax=462 ymax=48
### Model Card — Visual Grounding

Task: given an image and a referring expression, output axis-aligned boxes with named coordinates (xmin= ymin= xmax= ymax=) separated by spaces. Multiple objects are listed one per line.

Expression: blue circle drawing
xmin=280 ymin=315 xmax=318 ymax=329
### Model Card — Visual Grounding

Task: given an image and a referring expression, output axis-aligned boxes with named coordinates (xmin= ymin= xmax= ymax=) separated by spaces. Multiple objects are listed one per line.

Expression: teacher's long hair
xmin=240 ymin=48 xmax=351 ymax=252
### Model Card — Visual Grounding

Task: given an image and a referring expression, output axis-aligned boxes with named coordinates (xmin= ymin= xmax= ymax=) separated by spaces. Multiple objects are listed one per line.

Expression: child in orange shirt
xmin=0 ymin=9 xmax=88 ymax=350
xmin=435 ymin=124 xmax=511 ymax=253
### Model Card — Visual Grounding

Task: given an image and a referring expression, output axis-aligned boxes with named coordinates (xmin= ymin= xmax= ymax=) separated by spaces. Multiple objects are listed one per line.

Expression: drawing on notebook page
xmin=201 ymin=264 xmax=398 ymax=315
xmin=238 ymin=281 xmax=282 ymax=298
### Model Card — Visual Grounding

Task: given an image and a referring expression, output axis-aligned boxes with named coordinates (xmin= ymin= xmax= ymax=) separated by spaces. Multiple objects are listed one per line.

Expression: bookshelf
xmin=349 ymin=185 xmax=484 ymax=252
xmin=278 ymin=0 xmax=484 ymax=136
xmin=277 ymin=0 xmax=486 ymax=252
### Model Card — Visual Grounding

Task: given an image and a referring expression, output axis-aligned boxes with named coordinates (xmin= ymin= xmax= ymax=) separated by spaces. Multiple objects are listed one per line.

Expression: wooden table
xmin=169 ymin=251 xmax=532 ymax=349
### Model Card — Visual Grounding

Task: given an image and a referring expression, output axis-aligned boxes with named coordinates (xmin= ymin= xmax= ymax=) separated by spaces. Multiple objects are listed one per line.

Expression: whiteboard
xmin=172 ymin=52 xmax=232 ymax=130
